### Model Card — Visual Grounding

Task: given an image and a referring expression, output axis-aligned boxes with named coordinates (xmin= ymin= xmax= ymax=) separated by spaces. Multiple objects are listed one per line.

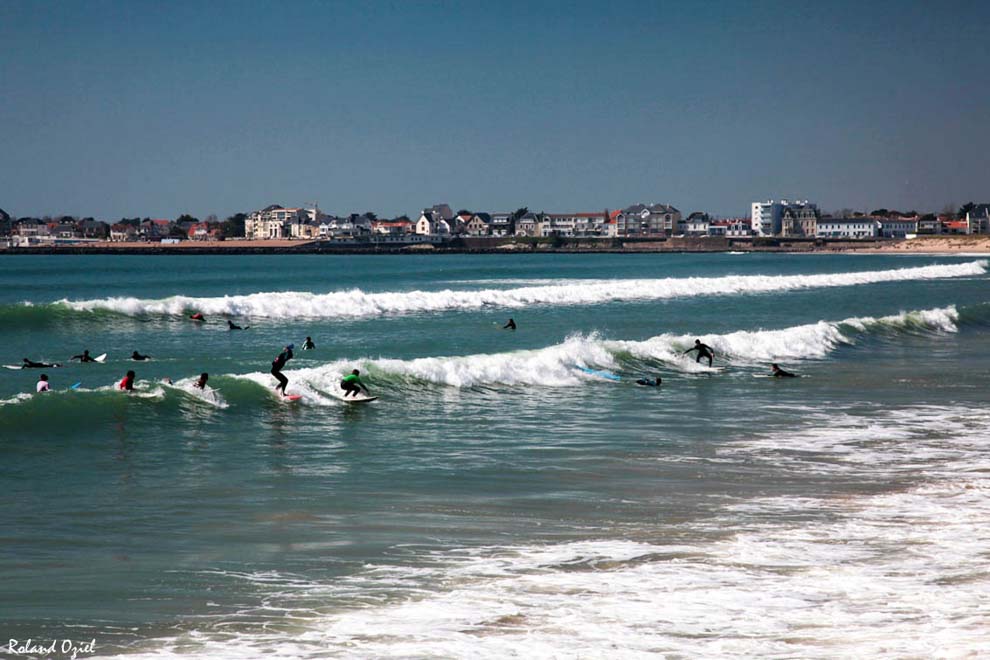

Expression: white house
xmin=816 ymin=218 xmax=879 ymax=239
xmin=751 ymin=200 xmax=818 ymax=237
xmin=245 ymin=205 xmax=308 ymax=239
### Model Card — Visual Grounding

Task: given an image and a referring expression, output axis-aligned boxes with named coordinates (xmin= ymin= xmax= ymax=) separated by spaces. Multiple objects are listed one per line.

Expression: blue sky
xmin=1 ymin=0 xmax=987 ymax=220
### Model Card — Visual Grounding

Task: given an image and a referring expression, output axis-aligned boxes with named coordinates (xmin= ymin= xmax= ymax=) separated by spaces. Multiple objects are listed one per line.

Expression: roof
xmin=623 ymin=204 xmax=647 ymax=214
xmin=472 ymin=213 xmax=492 ymax=222
xmin=648 ymin=203 xmax=679 ymax=214
xmin=944 ymin=220 xmax=968 ymax=229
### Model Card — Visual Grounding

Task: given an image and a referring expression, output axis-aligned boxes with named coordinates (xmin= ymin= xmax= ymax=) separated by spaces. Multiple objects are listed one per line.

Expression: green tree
xmin=175 ymin=214 xmax=199 ymax=225
xmin=957 ymin=202 xmax=975 ymax=219
xmin=512 ymin=207 xmax=529 ymax=221
xmin=222 ymin=213 xmax=247 ymax=238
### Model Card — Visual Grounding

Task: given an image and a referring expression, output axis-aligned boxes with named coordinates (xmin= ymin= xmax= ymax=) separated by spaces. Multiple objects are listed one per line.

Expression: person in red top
xmin=190 ymin=313 xmax=205 ymax=321
xmin=119 ymin=370 xmax=136 ymax=391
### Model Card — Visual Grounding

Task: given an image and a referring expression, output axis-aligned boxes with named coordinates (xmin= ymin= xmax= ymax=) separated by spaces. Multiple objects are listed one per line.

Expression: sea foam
xmin=54 ymin=260 xmax=987 ymax=320
xmin=228 ymin=306 xmax=960 ymax=392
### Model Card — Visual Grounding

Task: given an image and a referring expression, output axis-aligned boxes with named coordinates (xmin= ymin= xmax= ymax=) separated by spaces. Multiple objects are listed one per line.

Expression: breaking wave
xmin=226 ymin=305 xmax=963 ymax=395
xmin=32 ymin=260 xmax=988 ymax=320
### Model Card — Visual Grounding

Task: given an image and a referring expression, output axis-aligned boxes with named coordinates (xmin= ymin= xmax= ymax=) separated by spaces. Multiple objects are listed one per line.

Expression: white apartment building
xmin=245 ymin=205 xmax=308 ymax=239
xmin=816 ymin=218 xmax=879 ymax=239
xmin=751 ymin=200 xmax=818 ymax=237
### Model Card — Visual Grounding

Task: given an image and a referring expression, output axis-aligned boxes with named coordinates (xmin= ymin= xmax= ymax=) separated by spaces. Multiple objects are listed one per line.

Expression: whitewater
xmin=48 ymin=259 xmax=987 ymax=319
xmin=4 ymin=252 xmax=990 ymax=659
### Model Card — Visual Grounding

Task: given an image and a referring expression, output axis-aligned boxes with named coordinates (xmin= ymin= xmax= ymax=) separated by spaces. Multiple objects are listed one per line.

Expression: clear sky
xmin=1 ymin=0 xmax=988 ymax=220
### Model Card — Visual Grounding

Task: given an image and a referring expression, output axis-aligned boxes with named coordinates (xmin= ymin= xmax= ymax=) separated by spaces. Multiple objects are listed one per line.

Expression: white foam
xmin=57 ymin=260 xmax=987 ymax=319
xmin=104 ymin=407 xmax=990 ymax=659
xmin=226 ymin=306 xmax=959 ymax=390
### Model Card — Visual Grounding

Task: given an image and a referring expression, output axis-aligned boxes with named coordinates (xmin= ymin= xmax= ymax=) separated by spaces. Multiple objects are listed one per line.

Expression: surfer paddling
xmin=770 ymin=363 xmax=797 ymax=378
xmin=271 ymin=344 xmax=293 ymax=397
xmin=503 ymin=318 xmax=517 ymax=330
xmin=340 ymin=369 xmax=370 ymax=398
xmin=118 ymin=370 xmax=136 ymax=391
xmin=22 ymin=358 xmax=59 ymax=368
xmin=227 ymin=320 xmax=247 ymax=330
xmin=190 ymin=313 xmax=205 ymax=322
xmin=71 ymin=350 xmax=97 ymax=363
xmin=636 ymin=375 xmax=662 ymax=386
xmin=683 ymin=339 xmax=715 ymax=368
xmin=131 ymin=351 xmax=151 ymax=361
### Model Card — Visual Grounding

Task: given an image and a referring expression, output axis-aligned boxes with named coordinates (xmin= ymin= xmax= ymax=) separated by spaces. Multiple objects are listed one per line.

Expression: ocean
xmin=1 ymin=252 xmax=988 ymax=658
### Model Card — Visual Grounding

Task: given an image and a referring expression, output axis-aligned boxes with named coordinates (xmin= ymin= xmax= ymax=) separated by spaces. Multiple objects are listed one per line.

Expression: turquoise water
xmin=2 ymin=253 xmax=989 ymax=658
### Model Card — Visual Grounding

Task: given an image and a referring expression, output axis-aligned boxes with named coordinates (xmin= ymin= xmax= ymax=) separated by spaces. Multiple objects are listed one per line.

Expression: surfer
xmin=271 ymin=344 xmax=293 ymax=396
xmin=71 ymin=350 xmax=96 ymax=363
xmin=683 ymin=339 xmax=715 ymax=367
xmin=303 ymin=336 xmax=315 ymax=350
xmin=503 ymin=318 xmax=517 ymax=330
xmin=131 ymin=351 xmax=151 ymax=361
xmin=190 ymin=313 xmax=205 ymax=322
xmin=636 ymin=375 xmax=662 ymax=386
xmin=340 ymin=369 xmax=370 ymax=398
xmin=770 ymin=363 xmax=797 ymax=378
xmin=36 ymin=374 xmax=50 ymax=392
xmin=22 ymin=358 xmax=58 ymax=368
xmin=227 ymin=320 xmax=245 ymax=330
xmin=118 ymin=370 xmax=136 ymax=391
xmin=193 ymin=373 xmax=209 ymax=389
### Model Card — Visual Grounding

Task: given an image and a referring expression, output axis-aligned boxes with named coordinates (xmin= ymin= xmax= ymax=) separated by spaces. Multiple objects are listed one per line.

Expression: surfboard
xmin=5 ymin=363 xmax=62 ymax=370
xmin=343 ymin=396 xmax=378 ymax=403
xmin=94 ymin=353 xmax=108 ymax=363
xmin=3 ymin=365 xmax=23 ymax=370
xmin=70 ymin=382 xmax=82 ymax=390
xmin=577 ymin=367 xmax=621 ymax=382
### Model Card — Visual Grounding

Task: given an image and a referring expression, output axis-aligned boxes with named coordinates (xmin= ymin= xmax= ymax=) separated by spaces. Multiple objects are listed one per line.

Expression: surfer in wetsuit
xmin=303 ymin=336 xmax=315 ymax=350
xmin=119 ymin=370 xmax=136 ymax=391
xmin=503 ymin=318 xmax=517 ymax=330
xmin=193 ymin=373 xmax=209 ymax=389
xmin=271 ymin=344 xmax=293 ymax=396
xmin=22 ymin=358 xmax=58 ymax=368
xmin=71 ymin=350 xmax=96 ymax=363
xmin=227 ymin=320 xmax=244 ymax=330
xmin=683 ymin=339 xmax=715 ymax=367
xmin=770 ymin=363 xmax=797 ymax=378
xmin=636 ymin=375 xmax=662 ymax=386
xmin=340 ymin=369 xmax=370 ymax=398
xmin=131 ymin=351 xmax=151 ymax=361
xmin=36 ymin=374 xmax=50 ymax=392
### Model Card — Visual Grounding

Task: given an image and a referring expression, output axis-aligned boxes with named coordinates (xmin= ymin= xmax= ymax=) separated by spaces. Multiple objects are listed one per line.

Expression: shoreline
xmin=2 ymin=236 xmax=989 ymax=256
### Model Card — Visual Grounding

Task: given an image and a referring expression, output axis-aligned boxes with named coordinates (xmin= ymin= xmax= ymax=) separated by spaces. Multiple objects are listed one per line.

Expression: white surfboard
xmin=94 ymin=353 xmax=108 ymax=363
xmin=342 ymin=395 xmax=378 ymax=404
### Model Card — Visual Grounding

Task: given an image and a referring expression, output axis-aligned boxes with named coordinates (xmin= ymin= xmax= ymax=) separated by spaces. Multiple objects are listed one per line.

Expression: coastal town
xmin=2 ymin=199 xmax=989 ymax=251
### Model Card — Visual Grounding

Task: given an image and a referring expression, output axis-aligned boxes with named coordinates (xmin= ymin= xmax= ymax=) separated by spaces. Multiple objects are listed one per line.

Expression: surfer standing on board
xmin=271 ymin=344 xmax=293 ymax=396
xmin=340 ymin=369 xmax=370 ymax=398
xmin=193 ymin=373 xmax=209 ymax=389
xmin=683 ymin=339 xmax=715 ymax=367
xmin=71 ymin=350 xmax=96 ymax=363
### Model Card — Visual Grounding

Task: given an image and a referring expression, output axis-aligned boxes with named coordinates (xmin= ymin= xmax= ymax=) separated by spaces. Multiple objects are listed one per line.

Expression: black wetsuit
xmin=72 ymin=353 xmax=96 ymax=363
xmin=303 ymin=339 xmax=315 ymax=350
xmin=503 ymin=319 xmax=517 ymax=330
xmin=772 ymin=367 xmax=797 ymax=378
xmin=131 ymin=352 xmax=150 ymax=361
xmin=685 ymin=343 xmax=715 ymax=367
xmin=636 ymin=378 xmax=661 ymax=386
xmin=228 ymin=321 xmax=243 ymax=330
xmin=271 ymin=349 xmax=293 ymax=394
xmin=22 ymin=359 xmax=55 ymax=369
